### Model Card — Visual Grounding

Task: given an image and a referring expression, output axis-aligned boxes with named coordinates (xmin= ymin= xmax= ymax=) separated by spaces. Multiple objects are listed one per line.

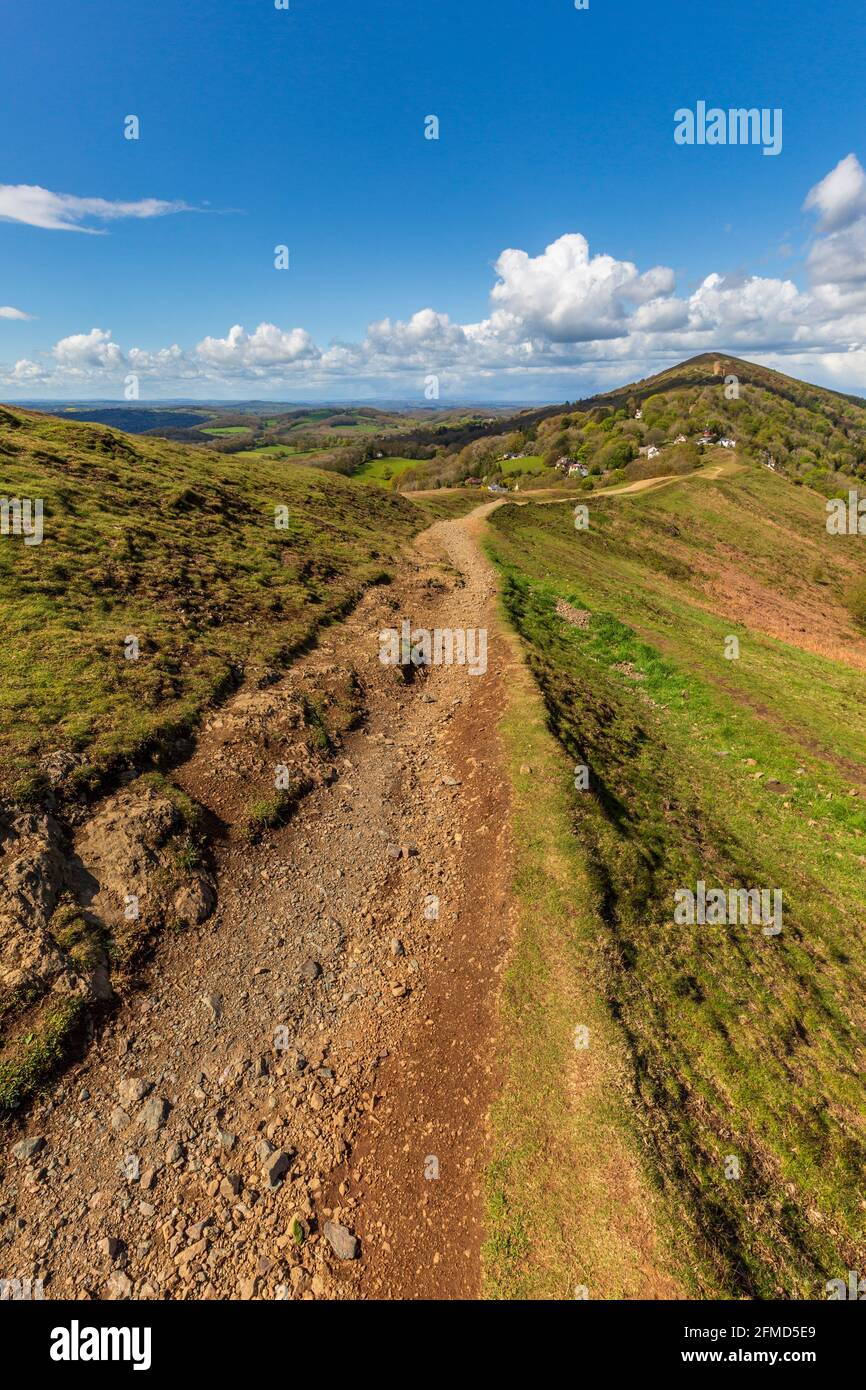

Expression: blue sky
xmin=2 ymin=0 xmax=866 ymax=400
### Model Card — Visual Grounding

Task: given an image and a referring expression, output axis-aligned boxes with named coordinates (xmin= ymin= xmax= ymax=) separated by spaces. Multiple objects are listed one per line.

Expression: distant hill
xmin=395 ymin=354 xmax=866 ymax=493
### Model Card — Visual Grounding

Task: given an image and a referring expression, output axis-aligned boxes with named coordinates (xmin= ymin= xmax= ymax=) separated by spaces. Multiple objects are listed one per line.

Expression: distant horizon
xmin=5 ymin=350 xmax=866 ymax=415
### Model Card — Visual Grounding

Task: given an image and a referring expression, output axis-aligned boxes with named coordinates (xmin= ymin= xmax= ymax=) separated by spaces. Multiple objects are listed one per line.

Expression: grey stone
xmin=323 ymin=1221 xmax=358 ymax=1261
xmin=201 ymin=993 xmax=223 ymax=1022
xmin=263 ymin=1150 xmax=291 ymax=1189
xmin=11 ymin=1136 xmax=45 ymax=1162
xmin=138 ymin=1097 xmax=169 ymax=1134
xmin=118 ymin=1077 xmax=150 ymax=1107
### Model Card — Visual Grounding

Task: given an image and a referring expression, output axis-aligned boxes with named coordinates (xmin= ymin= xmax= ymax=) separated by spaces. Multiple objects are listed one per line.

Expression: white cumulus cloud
xmin=6 ymin=154 xmax=866 ymax=397
xmin=803 ymin=153 xmax=866 ymax=232
xmin=196 ymin=322 xmax=320 ymax=372
xmin=490 ymin=234 xmax=676 ymax=342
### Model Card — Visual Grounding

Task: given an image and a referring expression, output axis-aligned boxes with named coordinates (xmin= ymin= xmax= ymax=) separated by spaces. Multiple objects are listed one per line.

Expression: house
xmin=639 ymin=445 xmax=661 ymax=460
xmin=464 ymin=476 xmax=482 ymax=486
xmin=487 ymin=483 xmax=508 ymax=494
xmin=719 ymin=437 xmax=736 ymax=449
xmin=697 ymin=431 xmax=715 ymax=446
xmin=634 ymin=409 xmax=643 ymax=420
xmin=674 ymin=434 xmax=687 ymax=444
xmin=567 ymin=461 xmax=588 ymax=477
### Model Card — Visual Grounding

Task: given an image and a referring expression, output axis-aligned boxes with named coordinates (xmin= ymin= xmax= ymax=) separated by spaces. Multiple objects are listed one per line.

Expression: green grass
xmin=0 ymin=406 xmax=433 ymax=803
xmin=243 ymin=787 xmax=309 ymax=840
xmin=498 ymin=454 xmax=544 ymax=476
xmin=486 ymin=466 xmax=866 ymax=1298
xmin=0 ymin=996 xmax=85 ymax=1116
xmin=352 ymin=456 xmax=425 ymax=486
xmin=233 ymin=445 xmax=324 ymax=462
xmin=483 ymin=630 xmax=685 ymax=1300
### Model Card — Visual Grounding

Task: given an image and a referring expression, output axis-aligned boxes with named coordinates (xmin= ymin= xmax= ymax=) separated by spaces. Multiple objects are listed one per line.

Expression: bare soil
xmin=0 ymin=504 xmax=515 ymax=1301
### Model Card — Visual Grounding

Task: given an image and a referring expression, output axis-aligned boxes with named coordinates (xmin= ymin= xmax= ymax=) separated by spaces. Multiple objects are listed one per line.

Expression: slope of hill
xmin=484 ymin=462 xmax=866 ymax=1297
xmin=393 ymin=354 xmax=866 ymax=495
xmin=0 ymin=405 xmax=443 ymax=807
xmin=0 ymin=406 xmax=468 ymax=1113
xmin=4 ymin=362 xmax=866 ymax=1301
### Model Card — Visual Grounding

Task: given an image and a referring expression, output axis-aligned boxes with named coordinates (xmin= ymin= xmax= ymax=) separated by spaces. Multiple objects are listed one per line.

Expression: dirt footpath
xmin=0 ymin=504 xmax=515 ymax=1302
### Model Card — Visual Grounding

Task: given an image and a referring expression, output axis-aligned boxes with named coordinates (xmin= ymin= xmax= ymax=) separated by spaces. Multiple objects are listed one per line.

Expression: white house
xmin=567 ymin=461 xmax=588 ymax=477
xmin=635 ymin=409 xmax=643 ymax=419
xmin=639 ymin=444 xmax=661 ymax=459
xmin=674 ymin=434 xmax=687 ymax=444
xmin=719 ymin=437 xmax=736 ymax=449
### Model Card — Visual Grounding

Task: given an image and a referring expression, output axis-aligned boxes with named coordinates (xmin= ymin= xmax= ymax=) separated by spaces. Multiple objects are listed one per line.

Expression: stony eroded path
xmin=0 ymin=503 xmax=515 ymax=1301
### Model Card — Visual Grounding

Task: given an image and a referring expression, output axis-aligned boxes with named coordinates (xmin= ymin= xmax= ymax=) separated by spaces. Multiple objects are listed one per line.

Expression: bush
xmin=843 ymin=579 xmax=866 ymax=626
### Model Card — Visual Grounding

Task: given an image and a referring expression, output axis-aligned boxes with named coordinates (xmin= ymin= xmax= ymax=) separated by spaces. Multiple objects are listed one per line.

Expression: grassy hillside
xmin=0 ymin=406 xmax=435 ymax=806
xmin=396 ymin=354 xmax=866 ymax=496
xmin=486 ymin=463 xmax=866 ymax=1297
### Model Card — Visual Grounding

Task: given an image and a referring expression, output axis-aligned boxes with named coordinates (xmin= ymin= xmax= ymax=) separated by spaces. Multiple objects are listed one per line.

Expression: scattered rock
xmin=173 ymin=877 xmax=216 ymax=926
xmin=138 ymin=1097 xmax=169 ymax=1134
xmin=106 ymin=1271 xmax=133 ymax=1300
xmin=263 ymin=1151 xmax=291 ymax=1189
xmin=323 ymin=1221 xmax=358 ymax=1261
xmin=201 ymin=993 xmax=223 ymax=1023
xmin=118 ymin=1077 xmax=150 ymax=1108
xmin=555 ymin=598 xmax=591 ymax=628
xmin=120 ymin=1153 xmax=140 ymax=1182
xmin=11 ymin=1136 xmax=45 ymax=1162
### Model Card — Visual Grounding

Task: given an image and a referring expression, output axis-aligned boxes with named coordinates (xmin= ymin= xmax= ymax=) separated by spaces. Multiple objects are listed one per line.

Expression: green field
xmin=498 ymin=453 xmax=545 ymax=476
xmin=198 ymin=425 xmax=249 ymax=436
xmin=485 ymin=466 xmax=866 ymax=1298
xmin=353 ymin=455 xmax=424 ymax=485
xmin=232 ymin=444 xmax=324 ymax=462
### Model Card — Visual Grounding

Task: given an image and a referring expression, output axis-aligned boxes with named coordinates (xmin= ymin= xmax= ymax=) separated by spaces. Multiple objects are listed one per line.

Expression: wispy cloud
xmin=0 ymin=305 xmax=33 ymax=320
xmin=0 ymin=183 xmax=192 ymax=233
